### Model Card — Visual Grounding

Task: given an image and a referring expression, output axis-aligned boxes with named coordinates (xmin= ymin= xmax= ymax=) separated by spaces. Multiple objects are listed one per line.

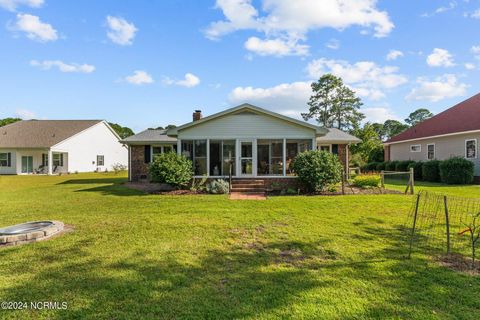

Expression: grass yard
xmin=0 ymin=173 xmax=479 ymax=319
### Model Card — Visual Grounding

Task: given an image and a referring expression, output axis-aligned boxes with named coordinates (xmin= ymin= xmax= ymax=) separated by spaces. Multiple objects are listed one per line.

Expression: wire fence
xmin=405 ymin=191 xmax=480 ymax=269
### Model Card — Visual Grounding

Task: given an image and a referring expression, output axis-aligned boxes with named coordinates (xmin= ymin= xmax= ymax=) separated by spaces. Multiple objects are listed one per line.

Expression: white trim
xmin=426 ymin=143 xmax=435 ymax=160
xmin=410 ymin=144 xmax=421 ymax=152
xmin=384 ymin=128 xmax=480 ymax=146
xmin=465 ymin=139 xmax=477 ymax=159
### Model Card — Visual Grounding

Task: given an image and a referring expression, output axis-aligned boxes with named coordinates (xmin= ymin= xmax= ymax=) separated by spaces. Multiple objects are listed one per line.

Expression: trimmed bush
xmin=206 ymin=179 xmax=230 ymax=194
xmin=292 ymin=150 xmax=343 ymax=193
xmin=352 ymin=175 xmax=381 ymax=188
xmin=439 ymin=157 xmax=475 ymax=184
xmin=385 ymin=161 xmax=398 ymax=171
xmin=376 ymin=162 xmax=386 ymax=171
xmin=408 ymin=161 xmax=423 ymax=181
xmin=422 ymin=160 xmax=441 ymax=182
xmin=149 ymin=152 xmax=193 ymax=188
xmin=395 ymin=160 xmax=413 ymax=172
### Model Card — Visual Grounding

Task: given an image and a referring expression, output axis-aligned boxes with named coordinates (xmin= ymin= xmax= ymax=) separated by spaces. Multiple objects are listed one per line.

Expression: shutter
xmin=332 ymin=144 xmax=339 ymax=155
xmin=7 ymin=152 xmax=11 ymax=167
xmin=144 ymin=145 xmax=151 ymax=163
xmin=60 ymin=154 xmax=64 ymax=166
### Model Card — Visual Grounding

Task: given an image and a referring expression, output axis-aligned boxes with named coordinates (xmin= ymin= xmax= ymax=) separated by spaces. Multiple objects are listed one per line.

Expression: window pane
xmin=195 ymin=140 xmax=207 ymax=157
xmin=257 ymin=140 xmax=284 ymax=175
xmin=209 ymin=140 xmax=222 ymax=176
xmin=152 ymin=146 xmax=162 ymax=160
xmin=257 ymin=144 xmax=270 ymax=175
xmin=241 ymin=142 xmax=252 ymax=158
xmin=222 ymin=140 xmax=235 ymax=176
xmin=241 ymin=159 xmax=253 ymax=174
xmin=181 ymin=140 xmax=193 ymax=160
xmin=466 ymin=140 xmax=476 ymax=159
xmin=0 ymin=153 xmax=7 ymax=167
xmin=194 ymin=158 xmax=207 ymax=175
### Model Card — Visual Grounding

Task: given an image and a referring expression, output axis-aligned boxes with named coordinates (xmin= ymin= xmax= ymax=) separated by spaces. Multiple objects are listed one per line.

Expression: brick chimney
xmin=193 ymin=110 xmax=202 ymax=121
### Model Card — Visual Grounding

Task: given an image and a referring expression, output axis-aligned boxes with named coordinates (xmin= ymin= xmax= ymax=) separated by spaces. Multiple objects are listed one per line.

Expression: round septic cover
xmin=0 ymin=221 xmax=53 ymax=235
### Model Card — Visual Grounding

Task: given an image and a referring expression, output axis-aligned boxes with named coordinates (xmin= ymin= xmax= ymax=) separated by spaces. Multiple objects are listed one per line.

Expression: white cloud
xmin=125 ymin=70 xmax=154 ymax=85
xmin=106 ymin=16 xmax=137 ymax=46
xmin=30 ymin=60 xmax=95 ymax=73
xmin=244 ymin=36 xmax=308 ymax=56
xmin=470 ymin=9 xmax=480 ymax=19
xmin=306 ymin=58 xmax=407 ymax=100
xmin=465 ymin=63 xmax=476 ymax=70
xmin=426 ymin=48 xmax=455 ymax=67
xmin=229 ymin=81 xmax=311 ymax=117
xmin=421 ymin=1 xmax=457 ymax=17
xmin=15 ymin=108 xmax=35 ymax=119
xmin=325 ymin=38 xmax=340 ymax=50
xmin=471 ymin=45 xmax=480 ymax=59
xmin=362 ymin=107 xmax=399 ymax=123
xmin=205 ymin=0 xmax=394 ymax=56
xmin=163 ymin=73 xmax=200 ymax=88
xmin=406 ymin=74 xmax=467 ymax=102
xmin=12 ymin=13 xmax=57 ymax=42
xmin=0 ymin=0 xmax=43 ymax=11
xmin=386 ymin=49 xmax=403 ymax=61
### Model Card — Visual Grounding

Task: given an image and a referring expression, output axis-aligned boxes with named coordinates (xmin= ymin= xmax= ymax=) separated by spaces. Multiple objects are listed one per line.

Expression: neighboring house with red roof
xmin=384 ymin=93 xmax=480 ymax=179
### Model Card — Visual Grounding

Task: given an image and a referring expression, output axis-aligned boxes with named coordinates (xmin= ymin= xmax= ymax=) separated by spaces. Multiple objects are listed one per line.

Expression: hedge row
xmin=361 ymin=157 xmax=475 ymax=184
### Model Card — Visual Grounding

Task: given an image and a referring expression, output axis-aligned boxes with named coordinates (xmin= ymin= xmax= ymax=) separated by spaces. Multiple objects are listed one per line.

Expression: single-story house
xmin=0 ymin=120 xmax=128 ymax=175
xmin=384 ymin=93 xmax=480 ymax=180
xmin=122 ymin=104 xmax=361 ymax=185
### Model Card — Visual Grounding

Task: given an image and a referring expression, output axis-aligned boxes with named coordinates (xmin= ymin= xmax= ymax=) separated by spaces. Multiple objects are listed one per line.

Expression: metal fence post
xmin=408 ymin=193 xmax=421 ymax=259
xmin=341 ymin=172 xmax=345 ymax=195
xmin=444 ymin=195 xmax=451 ymax=254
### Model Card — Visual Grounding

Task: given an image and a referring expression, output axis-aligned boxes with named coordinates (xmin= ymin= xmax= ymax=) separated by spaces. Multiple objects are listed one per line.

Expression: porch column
xmin=312 ymin=138 xmax=317 ymax=151
xmin=177 ymin=139 xmax=181 ymax=155
xmin=206 ymin=139 xmax=210 ymax=177
xmin=48 ymin=149 xmax=53 ymax=175
xmin=282 ymin=138 xmax=286 ymax=176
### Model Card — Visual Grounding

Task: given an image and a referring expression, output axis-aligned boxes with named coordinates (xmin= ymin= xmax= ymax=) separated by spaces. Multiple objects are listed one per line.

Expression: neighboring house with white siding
xmin=384 ymin=93 xmax=480 ymax=180
xmin=122 ymin=103 xmax=360 ymax=183
xmin=0 ymin=120 xmax=127 ymax=175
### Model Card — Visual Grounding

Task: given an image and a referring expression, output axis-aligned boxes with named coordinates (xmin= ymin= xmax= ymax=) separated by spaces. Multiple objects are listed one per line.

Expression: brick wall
xmin=130 ymin=145 xmax=149 ymax=181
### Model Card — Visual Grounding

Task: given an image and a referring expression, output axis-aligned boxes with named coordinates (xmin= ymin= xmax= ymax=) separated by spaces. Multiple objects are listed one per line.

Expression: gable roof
xmin=385 ymin=93 xmax=480 ymax=144
xmin=121 ymin=128 xmax=177 ymax=144
xmin=0 ymin=120 xmax=102 ymax=148
xmin=167 ymin=103 xmax=328 ymax=136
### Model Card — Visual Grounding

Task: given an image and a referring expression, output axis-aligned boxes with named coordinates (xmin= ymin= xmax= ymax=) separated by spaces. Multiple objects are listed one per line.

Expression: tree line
xmin=303 ymin=74 xmax=434 ymax=166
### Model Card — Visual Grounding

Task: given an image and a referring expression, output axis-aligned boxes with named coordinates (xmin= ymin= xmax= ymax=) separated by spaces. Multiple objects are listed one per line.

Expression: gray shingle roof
xmin=0 ymin=120 xmax=103 ymax=148
xmin=316 ymin=128 xmax=361 ymax=143
xmin=121 ymin=129 xmax=177 ymax=144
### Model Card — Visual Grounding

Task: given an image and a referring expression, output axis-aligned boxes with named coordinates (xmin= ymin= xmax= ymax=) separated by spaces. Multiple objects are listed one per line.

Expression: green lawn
xmin=0 ymin=173 xmax=479 ymax=319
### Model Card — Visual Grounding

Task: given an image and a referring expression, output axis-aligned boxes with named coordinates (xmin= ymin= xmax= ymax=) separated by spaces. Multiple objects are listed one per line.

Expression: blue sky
xmin=0 ymin=0 xmax=479 ymax=132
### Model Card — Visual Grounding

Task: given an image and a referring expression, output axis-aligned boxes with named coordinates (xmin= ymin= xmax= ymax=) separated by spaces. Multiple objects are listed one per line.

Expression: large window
xmin=466 ymin=139 xmax=477 ymax=159
xmin=181 ymin=140 xmax=208 ymax=175
xmin=152 ymin=145 xmax=177 ymax=161
xmin=286 ymin=139 xmax=312 ymax=175
xmin=223 ymin=140 xmax=235 ymax=176
xmin=209 ymin=140 xmax=236 ymax=176
xmin=427 ymin=144 xmax=435 ymax=160
xmin=53 ymin=153 xmax=63 ymax=166
xmin=0 ymin=152 xmax=11 ymax=167
xmin=257 ymin=140 xmax=284 ymax=175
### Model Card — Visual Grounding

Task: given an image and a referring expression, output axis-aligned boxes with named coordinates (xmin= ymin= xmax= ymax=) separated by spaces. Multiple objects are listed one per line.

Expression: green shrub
xmin=352 ymin=175 xmax=381 ymax=188
xmin=149 ymin=152 xmax=193 ymax=188
xmin=365 ymin=162 xmax=379 ymax=171
xmin=291 ymin=150 xmax=343 ymax=193
xmin=408 ymin=161 xmax=423 ymax=181
xmin=422 ymin=160 xmax=441 ymax=182
xmin=395 ymin=160 xmax=413 ymax=172
xmin=376 ymin=162 xmax=386 ymax=171
xmin=286 ymin=187 xmax=297 ymax=195
xmin=385 ymin=161 xmax=398 ymax=171
xmin=439 ymin=157 xmax=475 ymax=184
xmin=206 ymin=179 xmax=230 ymax=194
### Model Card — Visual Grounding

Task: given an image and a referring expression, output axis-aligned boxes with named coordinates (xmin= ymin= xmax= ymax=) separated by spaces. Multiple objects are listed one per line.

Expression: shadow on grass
xmin=58 ymin=178 xmax=146 ymax=196
xmin=1 ymin=226 xmax=479 ymax=319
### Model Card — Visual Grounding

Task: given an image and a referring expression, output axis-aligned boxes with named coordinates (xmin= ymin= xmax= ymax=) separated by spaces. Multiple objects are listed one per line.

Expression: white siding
xmin=53 ymin=122 xmax=127 ymax=173
xmin=389 ymin=132 xmax=480 ymax=176
xmin=178 ymin=113 xmax=315 ymax=139
xmin=0 ymin=149 xmax=17 ymax=174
